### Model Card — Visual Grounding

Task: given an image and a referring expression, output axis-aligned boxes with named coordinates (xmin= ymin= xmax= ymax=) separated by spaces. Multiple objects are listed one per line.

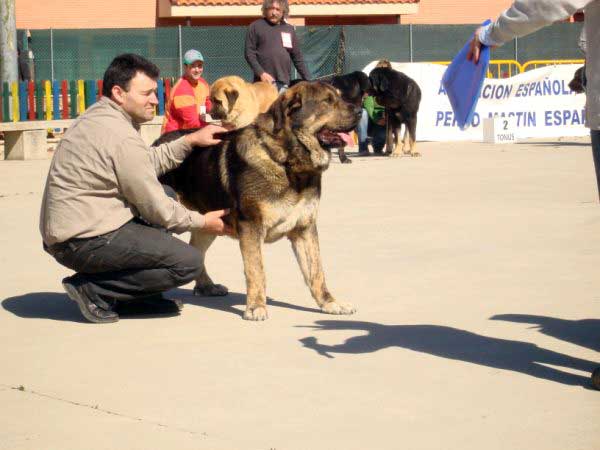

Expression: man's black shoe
xmin=114 ymin=294 xmax=183 ymax=316
xmin=62 ymin=277 xmax=119 ymax=324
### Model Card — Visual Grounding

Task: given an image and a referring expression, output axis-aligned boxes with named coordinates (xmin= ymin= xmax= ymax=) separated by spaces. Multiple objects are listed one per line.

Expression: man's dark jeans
xmin=44 ymin=219 xmax=202 ymax=309
xmin=591 ymin=130 xmax=600 ymax=202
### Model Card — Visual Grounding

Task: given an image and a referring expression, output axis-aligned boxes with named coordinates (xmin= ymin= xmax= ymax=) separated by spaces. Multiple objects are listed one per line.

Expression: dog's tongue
xmin=336 ymin=131 xmax=354 ymax=147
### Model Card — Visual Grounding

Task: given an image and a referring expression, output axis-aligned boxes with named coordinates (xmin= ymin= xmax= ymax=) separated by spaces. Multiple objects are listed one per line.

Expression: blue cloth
xmin=591 ymin=130 xmax=600 ymax=201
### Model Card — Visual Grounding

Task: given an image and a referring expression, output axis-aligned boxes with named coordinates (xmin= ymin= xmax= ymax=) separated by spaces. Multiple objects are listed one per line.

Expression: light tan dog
xmin=209 ymin=75 xmax=278 ymax=129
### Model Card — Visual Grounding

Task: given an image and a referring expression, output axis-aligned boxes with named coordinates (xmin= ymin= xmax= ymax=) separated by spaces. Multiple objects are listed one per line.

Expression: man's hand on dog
xmin=203 ymin=209 xmax=234 ymax=236
xmin=184 ymin=124 xmax=231 ymax=147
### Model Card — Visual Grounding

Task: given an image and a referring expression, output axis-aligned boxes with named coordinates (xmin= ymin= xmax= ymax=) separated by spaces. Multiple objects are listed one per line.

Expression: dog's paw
xmin=410 ymin=151 xmax=421 ymax=157
xmin=193 ymin=283 xmax=228 ymax=297
xmin=340 ymin=158 xmax=353 ymax=164
xmin=390 ymin=152 xmax=402 ymax=158
xmin=243 ymin=306 xmax=269 ymax=321
xmin=321 ymin=301 xmax=356 ymax=315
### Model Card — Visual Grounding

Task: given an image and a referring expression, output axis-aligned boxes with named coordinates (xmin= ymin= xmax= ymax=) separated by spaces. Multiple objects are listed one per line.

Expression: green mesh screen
xmin=342 ymin=25 xmax=411 ymax=73
xmin=516 ymin=23 xmax=584 ymax=64
xmin=24 ymin=22 xmax=583 ymax=82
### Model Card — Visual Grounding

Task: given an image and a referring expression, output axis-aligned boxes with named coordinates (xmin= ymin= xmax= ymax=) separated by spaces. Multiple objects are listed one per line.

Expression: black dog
xmin=568 ymin=65 xmax=586 ymax=94
xmin=369 ymin=67 xmax=421 ymax=157
xmin=293 ymin=71 xmax=372 ymax=163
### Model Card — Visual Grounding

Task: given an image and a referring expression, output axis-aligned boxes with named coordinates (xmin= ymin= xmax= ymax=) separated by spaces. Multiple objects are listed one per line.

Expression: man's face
xmin=264 ymin=2 xmax=283 ymax=24
xmin=184 ymin=61 xmax=204 ymax=83
xmin=112 ymin=71 xmax=158 ymax=123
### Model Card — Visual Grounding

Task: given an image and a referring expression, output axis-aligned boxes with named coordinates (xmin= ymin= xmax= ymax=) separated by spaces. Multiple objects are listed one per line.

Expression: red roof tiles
xmin=172 ymin=0 xmax=417 ymax=5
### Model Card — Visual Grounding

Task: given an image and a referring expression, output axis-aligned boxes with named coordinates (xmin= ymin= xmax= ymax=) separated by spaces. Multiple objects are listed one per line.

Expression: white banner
xmin=362 ymin=61 xmax=587 ymax=141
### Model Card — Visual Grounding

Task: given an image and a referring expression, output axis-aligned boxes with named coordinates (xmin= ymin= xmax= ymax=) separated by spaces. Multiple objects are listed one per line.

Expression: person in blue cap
xmin=162 ymin=49 xmax=212 ymax=133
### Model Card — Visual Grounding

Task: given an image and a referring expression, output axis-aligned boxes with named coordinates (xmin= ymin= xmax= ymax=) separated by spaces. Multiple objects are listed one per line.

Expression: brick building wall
xmin=13 ymin=0 xmax=536 ymax=29
xmin=16 ymin=0 xmax=158 ymax=29
xmin=403 ymin=0 xmax=514 ymax=24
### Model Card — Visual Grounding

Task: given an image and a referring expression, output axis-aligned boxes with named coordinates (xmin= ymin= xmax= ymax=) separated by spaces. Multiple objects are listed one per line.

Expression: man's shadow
xmin=2 ymin=289 xmax=321 ymax=322
xmin=299 ymin=320 xmax=599 ymax=387
xmin=491 ymin=314 xmax=600 ymax=352
xmin=170 ymin=288 xmax=321 ymax=318
xmin=2 ymin=292 xmax=88 ymax=323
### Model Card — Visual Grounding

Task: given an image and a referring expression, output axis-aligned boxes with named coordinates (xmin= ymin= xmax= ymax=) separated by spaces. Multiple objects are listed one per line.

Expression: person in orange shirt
xmin=162 ymin=49 xmax=212 ymax=133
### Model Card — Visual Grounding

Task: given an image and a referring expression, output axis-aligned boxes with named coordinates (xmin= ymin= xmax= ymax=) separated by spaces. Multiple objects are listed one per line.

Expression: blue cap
xmin=183 ymin=49 xmax=204 ymax=65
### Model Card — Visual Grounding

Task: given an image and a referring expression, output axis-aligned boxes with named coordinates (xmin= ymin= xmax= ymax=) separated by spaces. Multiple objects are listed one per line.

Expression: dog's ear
xmin=225 ymin=89 xmax=239 ymax=113
xmin=369 ymin=69 xmax=388 ymax=95
xmin=358 ymin=73 xmax=372 ymax=93
xmin=271 ymin=88 xmax=302 ymax=133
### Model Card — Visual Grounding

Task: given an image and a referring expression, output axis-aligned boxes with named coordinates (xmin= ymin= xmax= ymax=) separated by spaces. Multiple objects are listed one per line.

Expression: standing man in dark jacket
xmin=244 ymin=0 xmax=311 ymax=92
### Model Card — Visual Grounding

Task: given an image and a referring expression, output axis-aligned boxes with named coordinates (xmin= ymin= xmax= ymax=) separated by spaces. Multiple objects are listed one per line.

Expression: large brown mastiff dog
xmin=155 ymin=81 xmax=361 ymax=320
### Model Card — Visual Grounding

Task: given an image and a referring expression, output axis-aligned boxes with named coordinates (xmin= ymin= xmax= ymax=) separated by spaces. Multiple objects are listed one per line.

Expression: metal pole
xmin=292 ymin=24 xmax=298 ymax=80
xmin=409 ymin=24 xmax=413 ymax=63
xmin=0 ymin=0 xmax=18 ymax=84
xmin=50 ymin=28 xmax=54 ymax=80
xmin=178 ymin=25 xmax=183 ymax=77
xmin=514 ymin=36 xmax=519 ymax=63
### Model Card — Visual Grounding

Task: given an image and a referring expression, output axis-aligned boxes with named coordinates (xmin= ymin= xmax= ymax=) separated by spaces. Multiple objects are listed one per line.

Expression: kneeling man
xmin=40 ymin=53 xmax=232 ymax=323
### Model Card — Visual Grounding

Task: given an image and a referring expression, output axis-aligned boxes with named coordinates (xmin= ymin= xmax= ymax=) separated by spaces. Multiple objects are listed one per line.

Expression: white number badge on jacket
xmin=281 ymin=32 xmax=292 ymax=49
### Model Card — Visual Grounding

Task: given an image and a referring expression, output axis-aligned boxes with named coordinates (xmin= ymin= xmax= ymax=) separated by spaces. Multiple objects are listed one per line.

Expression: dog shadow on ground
xmin=171 ymin=288 xmax=321 ymax=318
xmin=298 ymin=319 xmax=600 ymax=388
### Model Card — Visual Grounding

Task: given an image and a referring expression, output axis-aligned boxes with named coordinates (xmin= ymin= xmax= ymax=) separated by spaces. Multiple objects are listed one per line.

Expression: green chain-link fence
xmin=23 ymin=22 xmax=584 ymax=82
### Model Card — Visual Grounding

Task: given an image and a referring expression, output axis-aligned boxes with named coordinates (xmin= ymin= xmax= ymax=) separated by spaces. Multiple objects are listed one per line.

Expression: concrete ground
xmin=0 ymin=137 xmax=598 ymax=450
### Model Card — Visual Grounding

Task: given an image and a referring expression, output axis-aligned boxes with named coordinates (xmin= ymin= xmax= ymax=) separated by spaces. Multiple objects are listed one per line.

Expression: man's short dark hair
xmin=102 ymin=53 xmax=160 ymax=97
xmin=262 ymin=0 xmax=289 ymax=18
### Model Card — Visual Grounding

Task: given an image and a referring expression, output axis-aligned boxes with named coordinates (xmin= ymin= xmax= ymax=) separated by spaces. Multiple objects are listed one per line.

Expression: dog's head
xmin=348 ymin=71 xmax=373 ymax=102
xmin=329 ymin=71 xmax=373 ymax=106
xmin=568 ymin=65 xmax=586 ymax=94
xmin=369 ymin=67 xmax=420 ymax=110
xmin=210 ymin=76 xmax=258 ymax=129
xmin=369 ymin=67 xmax=394 ymax=98
xmin=355 ymin=71 xmax=372 ymax=95
xmin=263 ymin=81 xmax=361 ymax=171
xmin=375 ymin=59 xmax=392 ymax=69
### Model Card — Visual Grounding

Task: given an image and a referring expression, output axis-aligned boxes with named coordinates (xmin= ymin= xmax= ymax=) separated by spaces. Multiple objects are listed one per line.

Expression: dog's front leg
xmin=289 ymin=225 xmax=356 ymax=315
xmin=390 ymin=122 xmax=403 ymax=158
xmin=338 ymin=147 xmax=352 ymax=164
xmin=384 ymin=112 xmax=394 ymax=156
xmin=238 ymin=222 xmax=268 ymax=321
xmin=404 ymin=116 xmax=421 ymax=156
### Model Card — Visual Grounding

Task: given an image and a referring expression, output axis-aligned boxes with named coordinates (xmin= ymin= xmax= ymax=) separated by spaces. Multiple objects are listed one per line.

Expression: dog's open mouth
xmin=317 ymin=128 xmax=354 ymax=148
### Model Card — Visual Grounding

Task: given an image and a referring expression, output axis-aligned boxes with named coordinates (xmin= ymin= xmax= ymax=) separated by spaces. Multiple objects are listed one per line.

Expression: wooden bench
xmin=0 ymin=116 xmax=164 ymax=160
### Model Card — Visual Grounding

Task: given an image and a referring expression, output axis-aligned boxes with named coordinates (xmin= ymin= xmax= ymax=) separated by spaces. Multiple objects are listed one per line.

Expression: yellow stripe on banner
xmin=521 ymin=59 xmax=585 ymax=72
xmin=10 ymin=81 xmax=19 ymax=122
xmin=78 ymin=80 xmax=85 ymax=115
xmin=44 ymin=80 xmax=52 ymax=120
